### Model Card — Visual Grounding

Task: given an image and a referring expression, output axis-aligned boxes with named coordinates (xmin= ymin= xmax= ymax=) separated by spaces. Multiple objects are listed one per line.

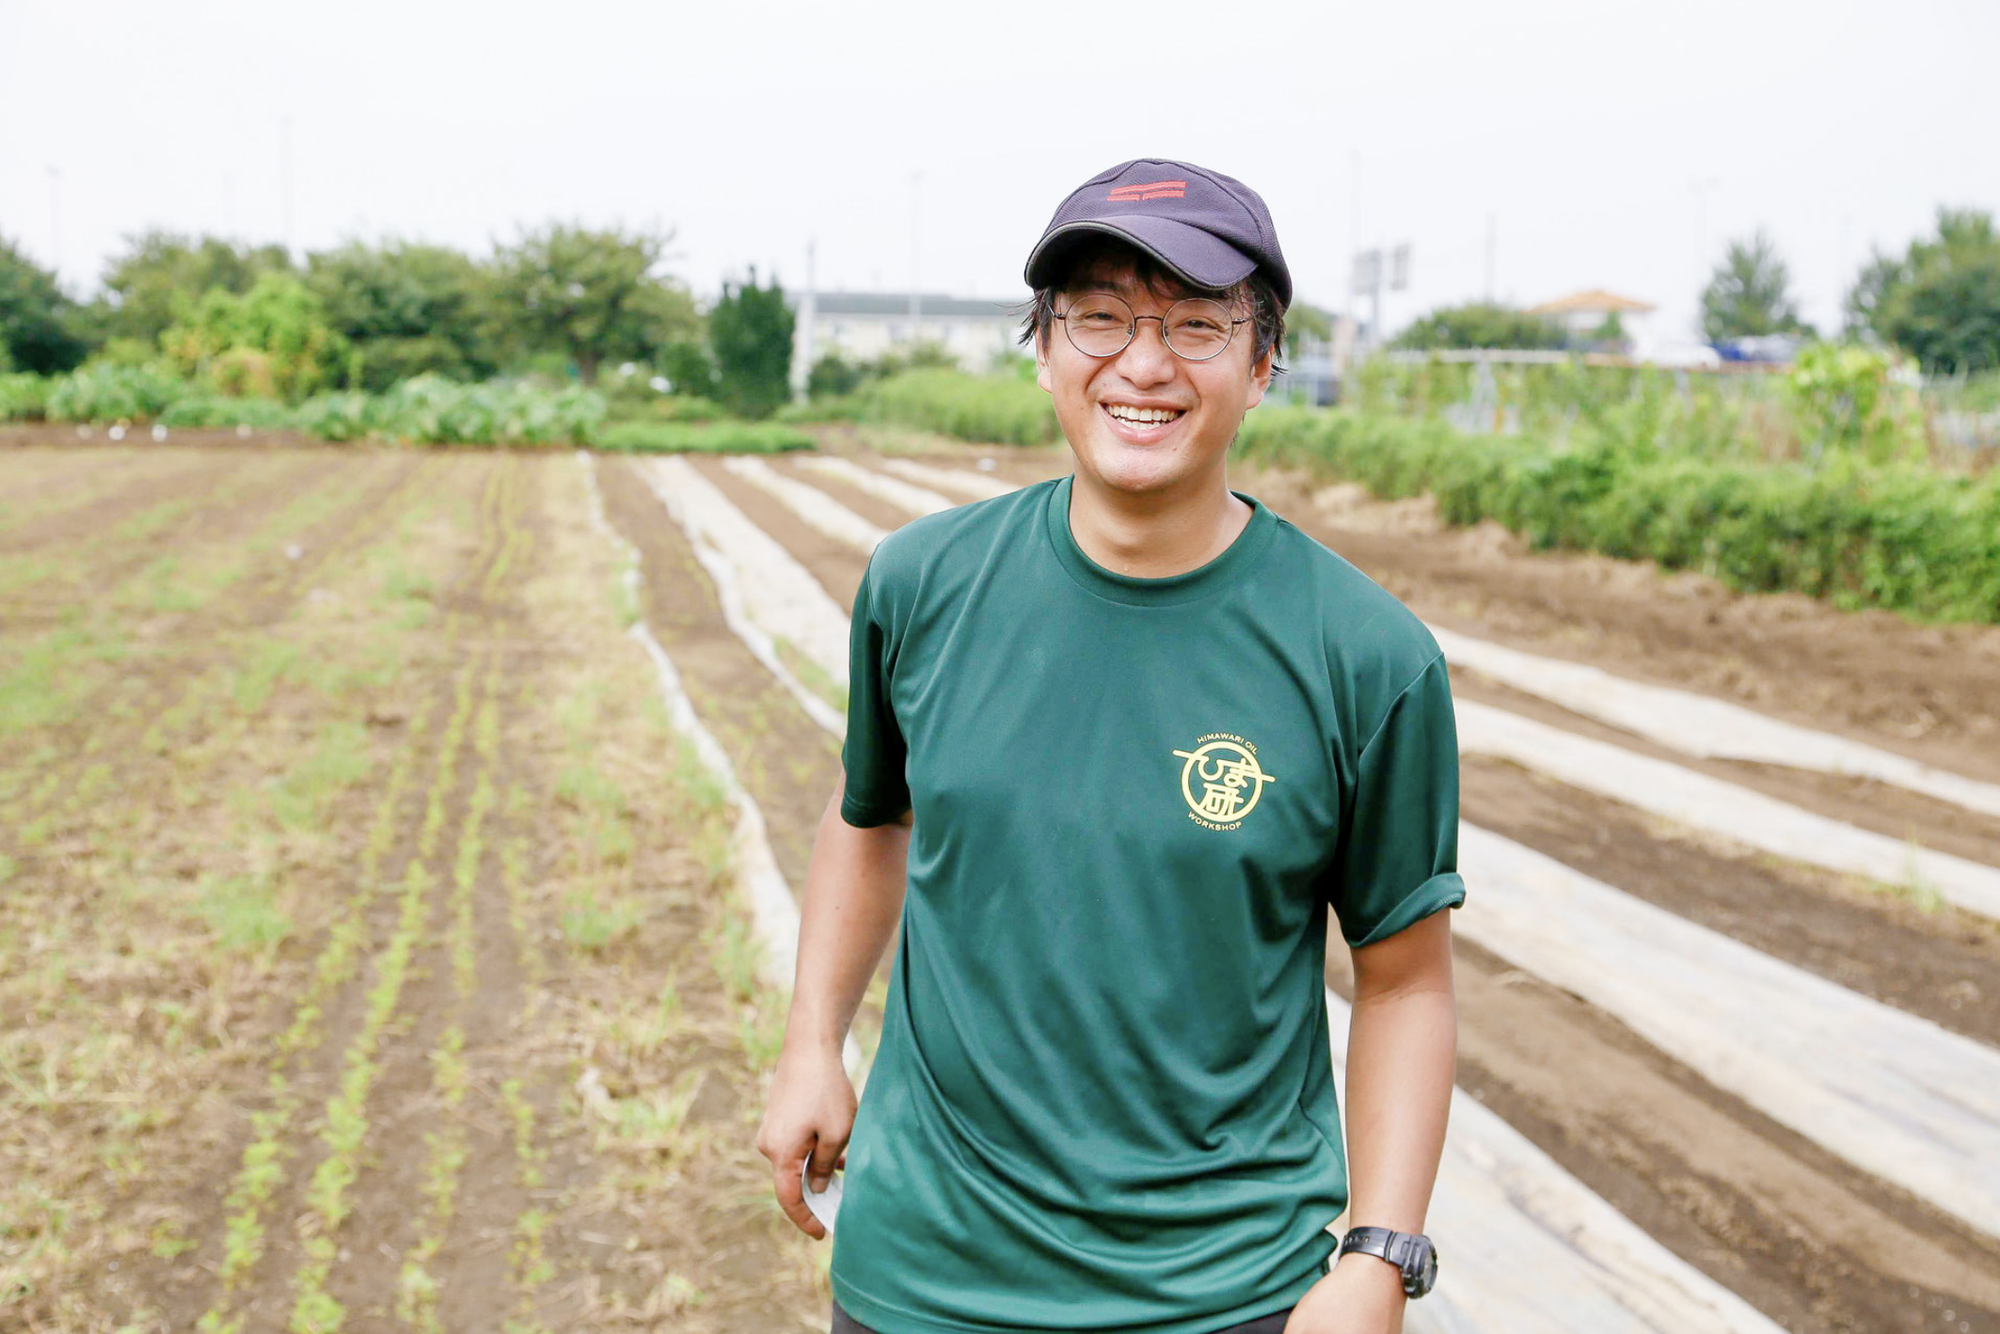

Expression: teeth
xmin=1105 ymin=405 xmax=1184 ymax=424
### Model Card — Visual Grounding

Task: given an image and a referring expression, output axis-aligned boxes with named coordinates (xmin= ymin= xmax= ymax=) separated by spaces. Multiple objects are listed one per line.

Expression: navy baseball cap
xmin=1024 ymin=158 xmax=1292 ymax=312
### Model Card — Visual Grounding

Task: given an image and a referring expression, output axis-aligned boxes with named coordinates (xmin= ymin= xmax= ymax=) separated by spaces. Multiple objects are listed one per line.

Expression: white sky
xmin=4 ymin=0 xmax=1996 ymax=342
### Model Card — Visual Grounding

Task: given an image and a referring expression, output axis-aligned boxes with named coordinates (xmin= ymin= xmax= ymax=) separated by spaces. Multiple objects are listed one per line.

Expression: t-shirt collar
xmin=1044 ymin=473 xmax=1278 ymax=608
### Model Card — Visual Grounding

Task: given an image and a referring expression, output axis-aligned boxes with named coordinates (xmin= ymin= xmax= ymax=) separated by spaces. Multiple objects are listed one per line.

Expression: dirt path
xmin=732 ymin=450 xmax=2000 ymax=1333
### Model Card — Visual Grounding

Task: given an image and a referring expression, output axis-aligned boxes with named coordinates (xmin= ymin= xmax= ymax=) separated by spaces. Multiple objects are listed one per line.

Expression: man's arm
xmin=1287 ymin=908 xmax=1457 ymax=1334
xmin=754 ymin=773 xmax=910 ymax=1240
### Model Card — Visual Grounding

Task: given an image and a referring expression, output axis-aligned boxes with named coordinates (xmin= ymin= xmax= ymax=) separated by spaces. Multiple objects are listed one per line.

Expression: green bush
xmin=595 ymin=420 xmax=813 ymax=454
xmin=157 ymin=395 xmax=298 ymax=430
xmin=854 ymin=368 xmax=1058 ymax=446
xmin=1236 ymin=407 xmax=2000 ymax=622
xmin=43 ymin=364 xmax=193 ymax=422
xmin=339 ymin=374 xmax=604 ymax=446
xmin=0 ymin=372 xmax=49 ymax=421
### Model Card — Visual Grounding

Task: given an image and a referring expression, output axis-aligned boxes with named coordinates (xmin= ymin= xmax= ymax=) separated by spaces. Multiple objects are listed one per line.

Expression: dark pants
xmin=831 ymin=1299 xmax=1294 ymax=1334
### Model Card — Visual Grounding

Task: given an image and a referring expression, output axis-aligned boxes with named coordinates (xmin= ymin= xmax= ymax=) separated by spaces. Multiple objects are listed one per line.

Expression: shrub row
xmin=1236 ymin=407 xmax=2000 ymax=623
xmin=1 ymin=368 xmax=607 ymax=447
xmin=842 ymin=369 xmax=1059 ymax=446
xmin=595 ymin=420 xmax=813 ymax=454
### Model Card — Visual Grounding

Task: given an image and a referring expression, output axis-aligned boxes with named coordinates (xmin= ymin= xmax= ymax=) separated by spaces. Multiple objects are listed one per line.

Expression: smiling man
xmin=758 ymin=158 xmax=1463 ymax=1334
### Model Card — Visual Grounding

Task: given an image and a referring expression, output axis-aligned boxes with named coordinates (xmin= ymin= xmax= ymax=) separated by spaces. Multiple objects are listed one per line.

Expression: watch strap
xmin=1337 ymin=1225 xmax=1437 ymax=1298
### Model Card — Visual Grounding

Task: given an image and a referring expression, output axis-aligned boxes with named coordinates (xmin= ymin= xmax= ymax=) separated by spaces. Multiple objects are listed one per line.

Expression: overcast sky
xmin=4 ymin=0 xmax=1996 ymax=343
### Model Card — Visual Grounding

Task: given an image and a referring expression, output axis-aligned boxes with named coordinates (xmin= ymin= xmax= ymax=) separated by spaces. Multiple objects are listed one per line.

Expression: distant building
xmin=1525 ymin=289 xmax=1657 ymax=346
xmin=792 ymin=292 xmax=1027 ymax=383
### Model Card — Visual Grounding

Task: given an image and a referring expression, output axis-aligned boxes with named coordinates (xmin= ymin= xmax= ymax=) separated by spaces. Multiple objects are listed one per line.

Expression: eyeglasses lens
xmin=1062 ymin=294 xmax=1235 ymax=361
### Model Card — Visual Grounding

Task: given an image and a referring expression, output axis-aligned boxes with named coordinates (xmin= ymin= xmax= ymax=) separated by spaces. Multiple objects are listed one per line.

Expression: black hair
xmin=1018 ymin=234 xmax=1286 ymax=375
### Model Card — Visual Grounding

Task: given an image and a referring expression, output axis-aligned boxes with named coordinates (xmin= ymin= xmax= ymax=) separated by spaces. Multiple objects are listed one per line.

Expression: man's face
xmin=1035 ymin=260 xmax=1274 ymax=499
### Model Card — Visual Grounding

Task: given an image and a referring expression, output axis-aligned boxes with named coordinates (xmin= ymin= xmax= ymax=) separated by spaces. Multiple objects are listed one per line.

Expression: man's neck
xmin=1066 ymin=465 xmax=1253 ymax=579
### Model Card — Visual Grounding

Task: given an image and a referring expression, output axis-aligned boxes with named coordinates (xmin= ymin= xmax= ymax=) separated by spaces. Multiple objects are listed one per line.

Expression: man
xmin=758 ymin=158 xmax=1461 ymax=1334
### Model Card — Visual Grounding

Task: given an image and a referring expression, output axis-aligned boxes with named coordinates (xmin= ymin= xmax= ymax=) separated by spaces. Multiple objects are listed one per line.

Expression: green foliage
xmin=1236 ymin=408 xmax=2000 ymax=622
xmin=1785 ymin=343 xmax=1924 ymax=464
xmin=157 ymin=395 xmax=298 ymax=430
xmin=851 ymin=368 xmax=1058 ymax=446
xmin=708 ymin=271 xmax=795 ymax=419
xmin=806 ymin=351 xmax=865 ymax=400
xmin=96 ymin=230 xmax=292 ymax=346
xmin=654 ymin=339 xmax=719 ymax=399
xmin=1393 ymin=302 xmax=1564 ymax=351
xmin=44 ymin=364 xmax=191 ymax=422
xmin=487 ymin=223 xmax=698 ymax=385
xmin=595 ymin=420 xmax=812 ymax=454
xmin=1850 ymin=208 xmax=2000 ymax=375
xmin=0 ymin=234 xmax=89 ymax=373
xmin=296 ymin=374 xmax=605 ymax=445
xmin=159 ymin=272 xmax=347 ymax=402
xmin=305 ymin=240 xmax=496 ymax=390
xmin=0 ymin=371 xmax=50 ymax=421
xmin=1702 ymin=230 xmax=1811 ymax=342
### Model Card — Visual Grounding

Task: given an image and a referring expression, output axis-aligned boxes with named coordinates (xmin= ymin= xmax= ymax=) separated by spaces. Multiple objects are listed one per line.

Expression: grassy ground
xmin=0 ymin=445 xmax=826 ymax=1333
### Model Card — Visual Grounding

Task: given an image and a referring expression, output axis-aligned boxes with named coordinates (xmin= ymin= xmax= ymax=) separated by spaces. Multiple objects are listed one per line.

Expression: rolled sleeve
xmin=1328 ymin=654 xmax=1464 ymax=946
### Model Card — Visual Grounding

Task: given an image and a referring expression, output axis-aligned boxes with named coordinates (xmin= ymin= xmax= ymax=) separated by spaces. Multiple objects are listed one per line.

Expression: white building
xmin=792 ymin=292 xmax=1027 ymax=384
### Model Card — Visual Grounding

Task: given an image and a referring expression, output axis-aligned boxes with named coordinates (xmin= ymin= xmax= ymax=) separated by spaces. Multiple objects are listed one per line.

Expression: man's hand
xmin=1282 ymin=1255 xmax=1407 ymax=1334
xmin=755 ymin=1041 xmax=856 ymax=1240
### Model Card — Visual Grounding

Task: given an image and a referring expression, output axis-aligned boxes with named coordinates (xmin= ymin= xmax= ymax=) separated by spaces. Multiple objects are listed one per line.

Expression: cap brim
xmin=1024 ymin=215 xmax=1258 ymax=294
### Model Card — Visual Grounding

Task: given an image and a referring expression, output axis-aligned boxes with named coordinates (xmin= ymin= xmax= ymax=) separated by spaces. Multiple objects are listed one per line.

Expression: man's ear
xmin=1035 ymin=331 xmax=1053 ymax=395
xmin=1243 ymin=346 xmax=1276 ymax=411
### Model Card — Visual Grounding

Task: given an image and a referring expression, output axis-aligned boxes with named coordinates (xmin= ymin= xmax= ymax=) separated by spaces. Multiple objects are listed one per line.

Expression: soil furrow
xmin=597 ymin=456 xmax=845 ymax=891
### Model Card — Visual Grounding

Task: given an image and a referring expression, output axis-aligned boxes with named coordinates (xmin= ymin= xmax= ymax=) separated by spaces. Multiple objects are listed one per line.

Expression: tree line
xmin=0 ymin=224 xmax=797 ymax=417
xmin=1392 ymin=207 xmax=2000 ymax=373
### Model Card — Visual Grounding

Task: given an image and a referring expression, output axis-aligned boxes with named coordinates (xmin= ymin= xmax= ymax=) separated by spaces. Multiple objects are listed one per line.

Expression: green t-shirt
xmin=834 ymin=474 xmax=1463 ymax=1334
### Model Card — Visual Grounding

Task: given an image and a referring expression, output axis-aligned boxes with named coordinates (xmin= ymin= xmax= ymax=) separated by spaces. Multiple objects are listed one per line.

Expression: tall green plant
xmin=708 ymin=271 xmax=794 ymax=420
xmin=1702 ymin=230 xmax=1812 ymax=342
xmin=159 ymin=272 xmax=347 ymax=402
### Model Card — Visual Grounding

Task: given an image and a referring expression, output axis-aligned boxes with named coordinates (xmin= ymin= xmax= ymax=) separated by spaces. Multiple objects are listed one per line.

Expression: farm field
xmin=0 ymin=445 xmax=828 ymax=1332
xmin=4 ymin=435 xmax=2000 ymax=1333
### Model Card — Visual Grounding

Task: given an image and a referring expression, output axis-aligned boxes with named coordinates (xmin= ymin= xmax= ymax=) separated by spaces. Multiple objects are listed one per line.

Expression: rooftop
xmin=805 ymin=291 xmax=1027 ymax=319
xmin=1526 ymin=289 xmax=1658 ymax=315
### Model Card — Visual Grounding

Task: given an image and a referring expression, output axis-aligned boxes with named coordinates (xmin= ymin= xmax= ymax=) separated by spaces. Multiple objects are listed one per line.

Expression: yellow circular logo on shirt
xmin=1170 ymin=734 xmax=1276 ymax=831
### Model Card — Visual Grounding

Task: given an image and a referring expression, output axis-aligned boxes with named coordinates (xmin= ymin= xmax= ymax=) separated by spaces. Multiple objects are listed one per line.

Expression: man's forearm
xmin=1342 ymin=911 xmax=1457 ymax=1236
xmin=784 ymin=787 xmax=910 ymax=1054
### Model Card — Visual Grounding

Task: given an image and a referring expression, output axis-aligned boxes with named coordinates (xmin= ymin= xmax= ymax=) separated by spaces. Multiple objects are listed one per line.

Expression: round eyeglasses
xmin=1053 ymin=292 xmax=1250 ymax=362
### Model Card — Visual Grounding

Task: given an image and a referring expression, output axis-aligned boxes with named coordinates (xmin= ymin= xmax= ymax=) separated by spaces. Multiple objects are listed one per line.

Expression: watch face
xmin=1408 ymin=1240 xmax=1438 ymax=1297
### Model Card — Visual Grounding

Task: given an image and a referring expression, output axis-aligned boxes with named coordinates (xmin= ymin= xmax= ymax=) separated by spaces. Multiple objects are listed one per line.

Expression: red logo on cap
xmin=1108 ymin=179 xmax=1187 ymax=202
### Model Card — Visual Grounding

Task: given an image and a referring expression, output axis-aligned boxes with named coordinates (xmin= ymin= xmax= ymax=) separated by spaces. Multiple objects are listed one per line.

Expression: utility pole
xmin=45 ymin=165 xmax=62 ymax=279
xmin=281 ymin=116 xmax=296 ymax=257
xmin=794 ymin=240 xmax=818 ymax=403
xmin=1691 ymin=176 xmax=1718 ymax=338
xmin=1485 ymin=213 xmax=1497 ymax=304
xmin=909 ymin=170 xmax=924 ymax=344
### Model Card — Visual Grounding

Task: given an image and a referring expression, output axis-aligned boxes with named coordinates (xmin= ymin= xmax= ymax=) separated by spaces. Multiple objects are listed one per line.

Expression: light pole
xmin=1691 ymin=176 xmax=1719 ymax=338
xmin=909 ymin=170 xmax=924 ymax=344
xmin=45 ymin=165 xmax=62 ymax=279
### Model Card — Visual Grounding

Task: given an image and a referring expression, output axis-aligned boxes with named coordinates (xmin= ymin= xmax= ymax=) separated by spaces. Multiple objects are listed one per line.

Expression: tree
xmin=306 ymin=240 xmax=498 ymax=390
xmin=1849 ymin=208 xmax=2000 ymax=375
xmin=1701 ymin=230 xmax=1811 ymax=343
xmin=708 ymin=270 xmax=795 ymax=418
xmin=96 ymin=231 xmax=292 ymax=346
xmin=1392 ymin=302 xmax=1563 ymax=351
xmin=0 ymin=235 xmax=89 ymax=373
xmin=160 ymin=272 xmax=346 ymax=401
xmin=487 ymin=223 xmax=699 ymax=385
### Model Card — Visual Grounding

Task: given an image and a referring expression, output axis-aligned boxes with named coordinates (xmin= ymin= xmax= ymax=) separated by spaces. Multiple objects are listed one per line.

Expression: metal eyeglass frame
xmin=1052 ymin=292 xmax=1251 ymax=363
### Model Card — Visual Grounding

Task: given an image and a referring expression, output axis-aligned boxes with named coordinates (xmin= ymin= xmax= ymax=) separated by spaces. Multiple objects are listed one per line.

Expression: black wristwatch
xmin=1337 ymin=1226 xmax=1438 ymax=1298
